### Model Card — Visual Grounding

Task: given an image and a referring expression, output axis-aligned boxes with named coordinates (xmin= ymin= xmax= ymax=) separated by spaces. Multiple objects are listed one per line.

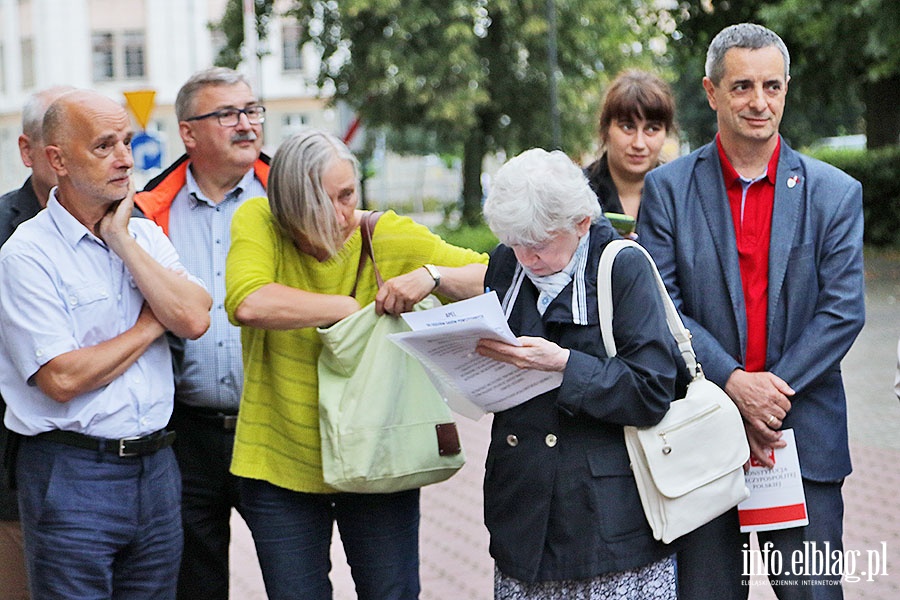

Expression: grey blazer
xmin=638 ymin=137 xmax=865 ymax=482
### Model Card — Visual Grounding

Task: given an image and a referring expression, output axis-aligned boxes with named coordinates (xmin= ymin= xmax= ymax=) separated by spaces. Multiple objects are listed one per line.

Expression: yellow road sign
xmin=124 ymin=90 xmax=156 ymax=129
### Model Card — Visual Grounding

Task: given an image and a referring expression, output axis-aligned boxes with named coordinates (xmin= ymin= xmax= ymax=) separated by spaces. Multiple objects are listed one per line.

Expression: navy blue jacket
xmin=483 ymin=220 xmax=680 ymax=582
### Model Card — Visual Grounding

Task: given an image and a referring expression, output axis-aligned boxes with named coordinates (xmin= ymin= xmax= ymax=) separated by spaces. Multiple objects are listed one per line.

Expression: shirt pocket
xmin=64 ymin=283 xmax=111 ymax=310
xmin=63 ymin=282 xmax=116 ymax=345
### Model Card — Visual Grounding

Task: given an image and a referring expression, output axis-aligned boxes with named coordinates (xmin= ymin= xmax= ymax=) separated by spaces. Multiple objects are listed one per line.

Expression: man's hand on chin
xmin=97 ymin=178 xmax=135 ymax=246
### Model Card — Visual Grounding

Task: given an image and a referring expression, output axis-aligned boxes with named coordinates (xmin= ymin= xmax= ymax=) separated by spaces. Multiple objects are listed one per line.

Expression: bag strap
xmin=351 ymin=211 xmax=384 ymax=297
xmin=499 ymin=265 xmax=526 ymax=320
xmin=597 ymin=239 xmax=699 ymax=378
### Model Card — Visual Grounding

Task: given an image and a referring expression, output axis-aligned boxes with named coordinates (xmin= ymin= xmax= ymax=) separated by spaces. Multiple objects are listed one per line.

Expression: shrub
xmin=434 ymin=221 xmax=499 ymax=254
xmin=808 ymin=146 xmax=900 ymax=247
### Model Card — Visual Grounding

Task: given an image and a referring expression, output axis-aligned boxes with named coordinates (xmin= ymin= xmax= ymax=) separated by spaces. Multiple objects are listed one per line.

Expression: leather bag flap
xmin=635 ymin=377 xmax=749 ymax=499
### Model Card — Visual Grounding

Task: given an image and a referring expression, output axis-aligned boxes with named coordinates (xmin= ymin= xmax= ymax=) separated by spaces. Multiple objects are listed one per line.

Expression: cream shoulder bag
xmin=598 ymin=239 xmax=750 ymax=544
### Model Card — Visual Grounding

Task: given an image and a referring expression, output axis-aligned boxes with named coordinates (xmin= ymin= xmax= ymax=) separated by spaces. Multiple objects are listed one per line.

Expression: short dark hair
xmin=706 ymin=23 xmax=790 ymax=85
xmin=597 ymin=70 xmax=676 ymax=144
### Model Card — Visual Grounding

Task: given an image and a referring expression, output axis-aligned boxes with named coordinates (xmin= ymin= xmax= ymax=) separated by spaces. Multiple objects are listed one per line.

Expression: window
xmin=92 ymin=32 xmax=114 ymax=81
xmin=0 ymin=43 xmax=6 ymax=93
xmin=21 ymin=38 xmax=34 ymax=89
xmin=283 ymin=113 xmax=309 ymax=128
xmin=282 ymin=22 xmax=303 ymax=72
xmin=92 ymin=30 xmax=145 ymax=82
xmin=281 ymin=113 xmax=309 ymax=142
xmin=123 ymin=31 xmax=145 ymax=78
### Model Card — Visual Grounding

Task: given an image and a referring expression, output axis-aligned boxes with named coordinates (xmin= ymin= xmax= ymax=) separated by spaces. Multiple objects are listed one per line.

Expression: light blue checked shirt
xmin=167 ymin=166 xmax=266 ymax=412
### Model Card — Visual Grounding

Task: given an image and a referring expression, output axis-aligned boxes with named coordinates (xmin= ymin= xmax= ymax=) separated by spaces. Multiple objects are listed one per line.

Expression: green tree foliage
xmin=212 ymin=0 xmax=274 ymax=69
xmin=216 ymin=0 xmax=671 ymax=225
xmin=666 ymin=0 xmax=771 ymax=149
xmin=808 ymin=146 xmax=900 ymax=246
xmin=758 ymin=0 xmax=900 ymax=149
xmin=669 ymin=0 xmax=899 ymax=150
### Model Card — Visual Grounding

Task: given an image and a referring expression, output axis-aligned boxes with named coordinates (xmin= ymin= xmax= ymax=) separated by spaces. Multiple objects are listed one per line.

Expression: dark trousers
xmin=17 ymin=435 xmax=182 ymax=600
xmin=169 ymin=404 xmax=245 ymax=600
xmin=677 ymin=478 xmax=845 ymax=600
xmin=239 ymin=477 xmax=421 ymax=600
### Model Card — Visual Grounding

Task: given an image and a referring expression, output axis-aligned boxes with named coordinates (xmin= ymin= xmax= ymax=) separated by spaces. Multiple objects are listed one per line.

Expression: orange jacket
xmin=134 ymin=153 xmax=270 ymax=236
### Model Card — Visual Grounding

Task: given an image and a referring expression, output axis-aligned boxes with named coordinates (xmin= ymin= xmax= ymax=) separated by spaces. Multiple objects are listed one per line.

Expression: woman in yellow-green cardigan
xmin=224 ymin=128 xmax=488 ymax=600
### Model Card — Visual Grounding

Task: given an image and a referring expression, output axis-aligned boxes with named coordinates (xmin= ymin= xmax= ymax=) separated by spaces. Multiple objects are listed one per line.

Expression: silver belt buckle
xmin=118 ymin=435 xmax=143 ymax=457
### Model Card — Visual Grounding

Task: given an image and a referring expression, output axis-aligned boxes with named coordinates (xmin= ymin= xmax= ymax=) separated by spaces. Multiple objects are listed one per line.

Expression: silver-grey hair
xmin=22 ymin=86 xmax=75 ymax=141
xmin=175 ymin=67 xmax=253 ymax=121
xmin=705 ymin=23 xmax=790 ymax=85
xmin=268 ymin=128 xmax=359 ymax=257
xmin=483 ymin=148 xmax=601 ymax=247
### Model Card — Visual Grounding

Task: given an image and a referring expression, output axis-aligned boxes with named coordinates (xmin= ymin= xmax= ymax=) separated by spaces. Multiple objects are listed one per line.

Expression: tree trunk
xmin=865 ymin=75 xmax=900 ymax=149
xmin=460 ymin=123 xmax=487 ymax=226
xmin=358 ymin=158 xmax=370 ymax=211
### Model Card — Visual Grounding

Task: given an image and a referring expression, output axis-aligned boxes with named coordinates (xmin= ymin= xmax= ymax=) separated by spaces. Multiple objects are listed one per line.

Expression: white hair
xmin=482 ymin=148 xmax=601 ymax=247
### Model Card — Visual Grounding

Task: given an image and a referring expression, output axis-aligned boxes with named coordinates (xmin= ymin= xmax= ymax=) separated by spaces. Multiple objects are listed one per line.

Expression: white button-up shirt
xmin=0 ymin=191 xmax=204 ymax=438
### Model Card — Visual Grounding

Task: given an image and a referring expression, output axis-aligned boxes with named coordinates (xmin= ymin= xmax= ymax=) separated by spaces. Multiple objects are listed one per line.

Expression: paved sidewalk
xmin=229 ymin=249 xmax=900 ymax=599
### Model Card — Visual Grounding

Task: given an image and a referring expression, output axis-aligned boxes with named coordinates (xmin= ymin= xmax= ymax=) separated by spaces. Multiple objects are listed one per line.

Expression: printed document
xmin=738 ymin=429 xmax=809 ymax=532
xmin=388 ymin=292 xmax=563 ymax=419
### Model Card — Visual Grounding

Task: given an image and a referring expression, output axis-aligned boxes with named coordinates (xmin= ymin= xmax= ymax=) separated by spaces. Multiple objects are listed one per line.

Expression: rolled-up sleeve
xmin=0 ymin=250 xmax=79 ymax=384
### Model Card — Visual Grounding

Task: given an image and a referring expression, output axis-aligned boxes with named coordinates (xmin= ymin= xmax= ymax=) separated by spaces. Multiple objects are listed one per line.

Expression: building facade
xmin=0 ymin=0 xmax=335 ymax=190
xmin=1 ymin=0 xmax=463 ymax=209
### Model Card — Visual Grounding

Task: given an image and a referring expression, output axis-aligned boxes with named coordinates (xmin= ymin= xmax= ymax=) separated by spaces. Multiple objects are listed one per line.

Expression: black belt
xmin=37 ymin=429 xmax=176 ymax=458
xmin=174 ymin=403 xmax=239 ymax=431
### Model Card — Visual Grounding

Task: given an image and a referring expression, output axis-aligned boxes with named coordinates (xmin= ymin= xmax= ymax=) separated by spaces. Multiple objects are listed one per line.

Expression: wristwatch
xmin=423 ymin=264 xmax=441 ymax=290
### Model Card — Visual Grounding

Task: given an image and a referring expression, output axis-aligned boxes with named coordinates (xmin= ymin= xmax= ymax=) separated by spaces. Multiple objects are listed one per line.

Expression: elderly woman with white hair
xmin=476 ymin=148 xmax=681 ymax=599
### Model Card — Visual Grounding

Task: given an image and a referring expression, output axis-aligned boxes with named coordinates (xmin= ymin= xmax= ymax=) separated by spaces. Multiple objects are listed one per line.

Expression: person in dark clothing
xmin=0 ymin=85 xmax=73 ymax=600
xmin=476 ymin=148 xmax=681 ymax=600
xmin=639 ymin=23 xmax=865 ymax=599
xmin=583 ymin=70 xmax=675 ymax=220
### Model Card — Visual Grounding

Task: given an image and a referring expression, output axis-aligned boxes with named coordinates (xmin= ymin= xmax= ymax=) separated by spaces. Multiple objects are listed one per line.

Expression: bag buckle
xmin=693 ymin=362 xmax=705 ymax=380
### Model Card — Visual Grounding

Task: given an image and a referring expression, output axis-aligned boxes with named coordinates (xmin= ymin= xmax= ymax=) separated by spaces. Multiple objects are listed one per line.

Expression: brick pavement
xmin=229 ymin=249 xmax=900 ymax=599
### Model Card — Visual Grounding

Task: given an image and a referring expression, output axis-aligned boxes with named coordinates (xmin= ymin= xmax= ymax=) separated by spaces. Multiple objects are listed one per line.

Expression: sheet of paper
xmin=738 ymin=429 xmax=809 ymax=532
xmin=400 ymin=291 xmax=519 ymax=344
xmin=389 ymin=292 xmax=563 ymax=418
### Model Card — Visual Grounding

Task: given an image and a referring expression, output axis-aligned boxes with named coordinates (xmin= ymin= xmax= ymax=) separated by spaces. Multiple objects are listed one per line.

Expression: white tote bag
xmin=598 ymin=239 xmax=750 ymax=544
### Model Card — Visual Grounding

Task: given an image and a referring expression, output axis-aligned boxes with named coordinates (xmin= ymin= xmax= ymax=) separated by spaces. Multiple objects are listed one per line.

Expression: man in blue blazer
xmin=639 ymin=23 xmax=865 ymax=600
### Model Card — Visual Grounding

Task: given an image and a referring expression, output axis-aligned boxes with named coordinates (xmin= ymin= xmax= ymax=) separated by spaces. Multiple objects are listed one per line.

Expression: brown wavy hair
xmin=597 ymin=70 xmax=676 ymax=146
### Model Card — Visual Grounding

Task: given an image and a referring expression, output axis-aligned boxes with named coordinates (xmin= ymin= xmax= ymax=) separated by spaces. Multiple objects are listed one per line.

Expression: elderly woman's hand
xmin=375 ymin=267 xmax=436 ymax=315
xmin=475 ymin=336 xmax=570 ymax=372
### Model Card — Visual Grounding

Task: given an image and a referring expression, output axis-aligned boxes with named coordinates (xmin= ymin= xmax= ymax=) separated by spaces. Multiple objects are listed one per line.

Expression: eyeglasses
xmin=185 ymin=106 xmax=266 ymax=127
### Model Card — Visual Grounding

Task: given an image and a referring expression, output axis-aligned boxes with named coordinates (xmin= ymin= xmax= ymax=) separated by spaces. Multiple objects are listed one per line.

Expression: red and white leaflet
xmin=738 ymin=429 xmax=809 ymax=532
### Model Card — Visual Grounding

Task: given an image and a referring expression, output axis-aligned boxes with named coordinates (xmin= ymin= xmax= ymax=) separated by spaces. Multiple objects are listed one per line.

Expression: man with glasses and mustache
xmin=136 ymin=67 xmax=269 ymax=600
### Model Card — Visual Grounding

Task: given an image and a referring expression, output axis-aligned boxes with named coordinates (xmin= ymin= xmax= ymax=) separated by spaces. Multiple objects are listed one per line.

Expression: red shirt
xmin=716 ymin=136 xmax=781 ymax=372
